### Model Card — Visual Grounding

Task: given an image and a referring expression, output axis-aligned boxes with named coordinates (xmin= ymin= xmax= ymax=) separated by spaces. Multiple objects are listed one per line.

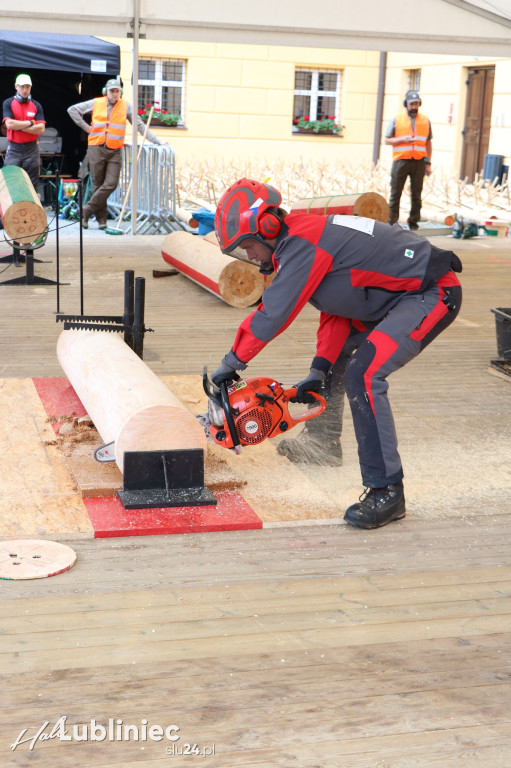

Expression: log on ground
xmin=291 ymin=192 xmax=389 ymax=222
xmin=162 ymin=230 xmax=265 ymax=307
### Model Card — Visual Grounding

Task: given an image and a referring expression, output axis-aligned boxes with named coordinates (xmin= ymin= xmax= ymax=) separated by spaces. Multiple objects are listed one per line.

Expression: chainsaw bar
xmin=196 ymin=413 xmax=213 ymax=441
xmin=94 ymin=441 xmax=116 ymax=462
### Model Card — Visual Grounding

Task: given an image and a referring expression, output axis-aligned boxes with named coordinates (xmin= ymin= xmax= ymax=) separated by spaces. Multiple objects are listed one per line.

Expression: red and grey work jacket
xmin=392 ymin=111 xmax=430 ymax=161
xmin=224 ymin=214 xmax=461 ymax=374
xmin=2 ymin=97 xmax=45 ymax=144
xmin=89 ymin=97 xmax=127 ymax=149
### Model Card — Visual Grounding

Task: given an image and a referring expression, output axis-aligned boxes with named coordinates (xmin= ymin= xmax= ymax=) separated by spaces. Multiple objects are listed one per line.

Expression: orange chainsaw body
xmin=208 ymin=376 xmax=326 ymax=451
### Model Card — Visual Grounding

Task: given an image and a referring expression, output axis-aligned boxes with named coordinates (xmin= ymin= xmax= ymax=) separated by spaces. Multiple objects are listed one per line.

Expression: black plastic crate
xmin=491 ymin=307 xmax=511 ymax=360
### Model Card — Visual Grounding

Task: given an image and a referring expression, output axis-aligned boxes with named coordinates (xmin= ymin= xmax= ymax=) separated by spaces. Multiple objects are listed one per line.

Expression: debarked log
xmin=57 ymin=329 xmax=207 ymax=474
xmin=162 ymin=230 xmax=265 ymax=307
xmin=291 ymin=192 xmax=389 ymax=222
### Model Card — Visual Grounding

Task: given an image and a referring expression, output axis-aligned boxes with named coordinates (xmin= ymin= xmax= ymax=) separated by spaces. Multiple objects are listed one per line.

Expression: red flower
xmin=293 ymin=117 xmax=299 ymax=124
xmin=304 ymin=115 xmax=310 ymax=120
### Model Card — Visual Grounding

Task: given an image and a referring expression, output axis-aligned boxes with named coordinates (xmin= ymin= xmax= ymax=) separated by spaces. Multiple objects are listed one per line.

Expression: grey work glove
xmin=290 ymin=369 xmax=326 ymax=403
xmin=211 ymin=362 xmax=239 ymax=387
xmin=212 ymin=350 xmax=247 ymax=387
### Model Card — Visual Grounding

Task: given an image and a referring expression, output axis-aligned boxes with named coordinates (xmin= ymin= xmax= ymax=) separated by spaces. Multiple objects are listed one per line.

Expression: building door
xmin=460 ymin=67 xmax=495 ymax=181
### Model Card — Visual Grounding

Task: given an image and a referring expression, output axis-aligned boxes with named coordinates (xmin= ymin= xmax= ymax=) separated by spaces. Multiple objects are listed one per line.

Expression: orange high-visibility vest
xmin=392 ymin=111 xmax=429 ymax=161
xmin=88 ymin=97 xmax=127 ymax=149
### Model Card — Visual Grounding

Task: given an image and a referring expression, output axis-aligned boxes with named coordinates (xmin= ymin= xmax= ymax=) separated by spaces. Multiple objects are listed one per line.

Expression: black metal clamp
xmin=117 ymin=449 xmax=217 ymax=509
xmin=56 ymin=269 xmax=153 ymax=358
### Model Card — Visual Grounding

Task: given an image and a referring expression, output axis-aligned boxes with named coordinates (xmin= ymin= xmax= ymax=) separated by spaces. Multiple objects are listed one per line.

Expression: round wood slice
xmin=0 ymin=165 xmax=47 ymax=245
xmin=0 ymin=539 xmax=77 ymax=580
xmin=291 ymin=192 xmax=389 ymax=222
xmin=161 ymin=231 xmax=265 ymax=307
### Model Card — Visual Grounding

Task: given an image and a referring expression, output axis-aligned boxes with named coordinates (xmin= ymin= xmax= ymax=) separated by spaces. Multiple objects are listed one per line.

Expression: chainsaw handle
xmin=219 ymin=380 xmax=241 ymax=450
xmin=282 ymin=388 xmax=327 ymax=428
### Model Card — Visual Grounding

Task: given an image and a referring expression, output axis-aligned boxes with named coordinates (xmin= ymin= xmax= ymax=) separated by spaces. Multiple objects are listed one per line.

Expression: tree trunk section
xmin=291 ymin=192 xmax=389 ymax=222
xmin=0 ymin=165 xmax=47 ymax=245
xmin=161 ymin=231 xmax=265 ymax=307
xmin=57 ymin=330 xmax=207 ymax=474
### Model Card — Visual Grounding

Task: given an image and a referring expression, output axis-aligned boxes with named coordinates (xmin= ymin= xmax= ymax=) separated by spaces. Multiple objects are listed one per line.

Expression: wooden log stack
xmin=57 ymin=330 xmax=207 ymax=475
xmin=162 ymin=231 xmax=266 ymax=307
xmin=290 ymin=192 xmax=389 ymax=222
xmin=0 ymin=165 xmax=47 ymax=245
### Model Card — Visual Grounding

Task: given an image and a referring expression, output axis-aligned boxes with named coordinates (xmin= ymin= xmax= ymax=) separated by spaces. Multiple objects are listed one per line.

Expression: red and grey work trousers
xmin=314 ymin=271 xmax=462 ymax=488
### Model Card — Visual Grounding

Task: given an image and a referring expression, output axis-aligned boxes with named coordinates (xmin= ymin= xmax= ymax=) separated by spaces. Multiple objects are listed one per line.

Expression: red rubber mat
xmin=33 ymin=377 xmax=263 ymax=537
xmin=33 ymin=377 xmax=86 ymax=433
xmin=83 ymin=491 xmax=262 ymax=537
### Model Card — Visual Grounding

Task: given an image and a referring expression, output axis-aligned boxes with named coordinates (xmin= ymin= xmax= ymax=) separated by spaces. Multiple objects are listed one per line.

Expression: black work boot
xmin=277 ymin=429 xmax=342 ymax=467
xmin=344 ymin=482 xmax=406 ymax=529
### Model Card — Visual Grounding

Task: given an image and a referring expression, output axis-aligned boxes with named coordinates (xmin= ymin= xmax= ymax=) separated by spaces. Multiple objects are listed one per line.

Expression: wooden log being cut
xmin=57 ymin=330 xmax=207 ymax=474
xmin=161 ymin=230 xmax=265 ymax=307
xmin=291 ymin=192 xmax=390 ymax=222
xmin=0 ymin=165 xmax=47 ymax=245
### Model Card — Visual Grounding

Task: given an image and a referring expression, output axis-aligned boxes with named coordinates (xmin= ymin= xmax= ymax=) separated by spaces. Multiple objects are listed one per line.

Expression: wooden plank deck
xmin=2 ymin=520 xmax=511 ymax=766
xmin=1 ymin=226 xmax=511 ymax=765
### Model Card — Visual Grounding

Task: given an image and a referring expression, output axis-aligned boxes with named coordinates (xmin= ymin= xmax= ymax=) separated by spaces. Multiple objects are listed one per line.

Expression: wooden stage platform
xmin=1 ymin=226 xmax=511 ymax=766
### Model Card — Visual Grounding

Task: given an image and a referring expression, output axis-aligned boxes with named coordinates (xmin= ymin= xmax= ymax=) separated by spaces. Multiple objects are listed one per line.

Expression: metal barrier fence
xmin=108 ymin=143 xmax=183 ymax=234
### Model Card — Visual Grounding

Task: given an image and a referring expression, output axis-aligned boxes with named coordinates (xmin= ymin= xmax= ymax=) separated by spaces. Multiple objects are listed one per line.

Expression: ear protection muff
xmin=258 ymin=210 xmax=281 ymax=239
xmin=15 ymin=93 xmax=32 ymax=102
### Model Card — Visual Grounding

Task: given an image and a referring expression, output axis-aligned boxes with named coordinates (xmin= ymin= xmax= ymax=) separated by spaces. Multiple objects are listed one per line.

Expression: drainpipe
xmin=131 ymin=0 xmax=140 ymax=235
xmin=372 ymin=51 xmax=387 ymax=167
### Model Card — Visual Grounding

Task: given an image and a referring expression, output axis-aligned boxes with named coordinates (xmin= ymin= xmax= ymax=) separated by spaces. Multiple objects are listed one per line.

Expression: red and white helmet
xmin=215 ymin=178 xmax=282 ymax=254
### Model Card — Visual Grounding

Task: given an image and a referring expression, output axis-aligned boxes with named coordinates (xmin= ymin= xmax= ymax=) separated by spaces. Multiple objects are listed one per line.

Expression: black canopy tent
xmin=0 ymin=31 xmax=120 ymax=176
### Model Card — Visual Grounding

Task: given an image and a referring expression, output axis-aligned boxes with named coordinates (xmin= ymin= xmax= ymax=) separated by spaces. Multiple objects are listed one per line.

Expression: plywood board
xmin=0 ymin=378 xmax=93 ymax=539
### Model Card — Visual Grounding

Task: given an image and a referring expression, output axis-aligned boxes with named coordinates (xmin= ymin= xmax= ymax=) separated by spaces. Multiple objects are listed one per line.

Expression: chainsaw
xmin=198 ymin=367 xmax=327 ymax=454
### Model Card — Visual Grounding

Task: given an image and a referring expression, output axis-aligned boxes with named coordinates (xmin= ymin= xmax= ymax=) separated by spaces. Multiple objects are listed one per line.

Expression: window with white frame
xmin=293 ymin=69 xmax=341 ymax=129
xmin=138 ymin=59 xmax=186 ymax=123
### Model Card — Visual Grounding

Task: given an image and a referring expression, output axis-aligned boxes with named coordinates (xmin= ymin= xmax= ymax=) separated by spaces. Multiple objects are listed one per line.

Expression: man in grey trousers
xmin=68 ymin=78 xmax=164 ymax=229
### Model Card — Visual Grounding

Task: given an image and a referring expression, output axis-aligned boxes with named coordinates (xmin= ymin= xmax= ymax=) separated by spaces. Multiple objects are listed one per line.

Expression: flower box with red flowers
xmin=138 ymin=104 xmax=182 ymax=127
xmin=292 ymin=115 xmax=343 ymax=136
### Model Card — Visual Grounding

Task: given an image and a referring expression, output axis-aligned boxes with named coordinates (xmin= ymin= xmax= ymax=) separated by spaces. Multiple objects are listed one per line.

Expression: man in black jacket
xmin=211 ymin=179 xmax=462 ymax=529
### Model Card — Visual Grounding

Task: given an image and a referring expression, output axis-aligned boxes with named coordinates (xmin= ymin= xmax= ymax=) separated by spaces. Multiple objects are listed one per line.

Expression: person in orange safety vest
xmin=385 ymin=90 xmax=432 ymax=231
xmin=67 ymin=79 xmax=165 ymax=230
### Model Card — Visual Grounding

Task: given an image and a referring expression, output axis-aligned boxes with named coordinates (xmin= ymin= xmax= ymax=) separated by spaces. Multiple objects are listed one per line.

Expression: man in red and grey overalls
xmin=211 ymin=179 xmax=462 ymax=530
xmin=2 ymin=73 xmax=45 ymax=191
